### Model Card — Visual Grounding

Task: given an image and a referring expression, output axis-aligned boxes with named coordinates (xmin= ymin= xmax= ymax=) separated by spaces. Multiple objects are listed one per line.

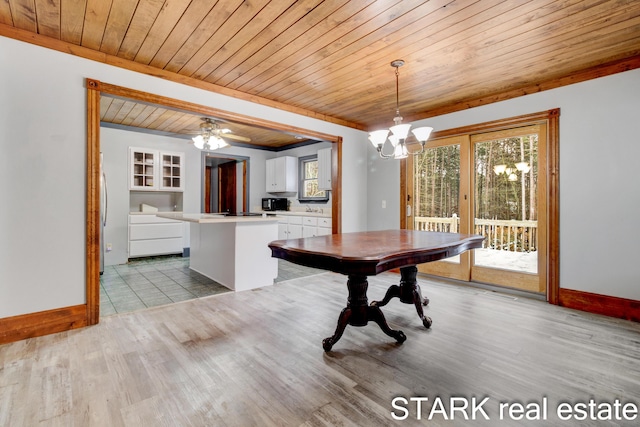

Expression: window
xmin=298 ymin=155 xmax=328 ymax=202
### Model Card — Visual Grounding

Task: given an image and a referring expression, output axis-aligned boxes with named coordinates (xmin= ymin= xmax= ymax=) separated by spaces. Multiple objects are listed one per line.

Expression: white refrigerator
xmin=100 ymin=153 xmax=108 ymax=274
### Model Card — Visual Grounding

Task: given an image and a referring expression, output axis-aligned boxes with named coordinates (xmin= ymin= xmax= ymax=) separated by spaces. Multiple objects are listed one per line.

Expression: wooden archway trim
xmin=86 ymin=79 xmax=101 ymax=325
xmin=86 ymin=78 xmax=342 ymax=324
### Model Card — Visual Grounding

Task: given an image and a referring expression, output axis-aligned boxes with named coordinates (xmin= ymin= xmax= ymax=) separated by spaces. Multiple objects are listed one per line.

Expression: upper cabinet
xmin=266 ymin=156 xmax=297 ymax=193
xmin=159 ymin=152 xmax=184 ymax=191
xmin=129 ymin=148 xmax=157 ymax=190
xmin=317 ymin=147 xmax=332 ymax=191
xmin=129 ymin=147 xmax=184 ymax=192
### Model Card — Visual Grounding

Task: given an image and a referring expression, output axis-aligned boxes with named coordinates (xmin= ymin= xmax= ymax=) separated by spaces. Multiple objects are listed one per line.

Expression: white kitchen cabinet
xmin=302 ymin=216 xmax=316 ymax=238
xmin=129 ymin=147 xmax=184 ymax=191
xmin=159 ymin=151 xmax=184 ymax=191
xmin=266 ymin=156 xmax=297 ymax=193
xmin=128 ymin=214 xmax=184 ymax=258
xmin=302 ymin=216 xmax=332 ymax=237
xmin=277 ymin=215 xmax=303 ymax=239
xmin=129 ymin=148 xmax=157 ymax=190
xmin=317 ymin=147 xmax=332 ymax=191
xmin=317 ymin=217 xmax=332 ymax=236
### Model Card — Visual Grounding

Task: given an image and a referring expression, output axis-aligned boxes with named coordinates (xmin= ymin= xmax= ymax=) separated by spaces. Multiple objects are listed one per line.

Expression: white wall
xmin=0 ymin=35 xmax=368 ymax=318
xmin=367 ymin=68 xmax=640 ymax=300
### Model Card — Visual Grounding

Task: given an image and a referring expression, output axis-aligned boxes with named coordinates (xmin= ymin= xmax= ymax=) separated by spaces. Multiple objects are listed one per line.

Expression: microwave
xmin=262 ymin=197 xmax=288 ymax=211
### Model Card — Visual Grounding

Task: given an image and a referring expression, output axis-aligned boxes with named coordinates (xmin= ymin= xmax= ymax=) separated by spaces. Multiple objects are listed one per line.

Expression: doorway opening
xmin=86 ymin=79 xmax=343 ymax=325
xmin=203 ymin=153 xmax=249 ymax=214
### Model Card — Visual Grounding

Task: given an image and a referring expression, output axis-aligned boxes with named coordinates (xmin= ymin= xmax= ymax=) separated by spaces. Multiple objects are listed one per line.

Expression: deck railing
xmin=414 ymin=216 xmax=538 ymax=252
xmin=414 ymin=215 xmax=459 ymax=233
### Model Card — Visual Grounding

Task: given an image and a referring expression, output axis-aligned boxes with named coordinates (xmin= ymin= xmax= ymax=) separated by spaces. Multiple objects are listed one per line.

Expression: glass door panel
xmin=471 ymin=125 xmax=546 ymax=293
xmin=410 ymin=135 xmax=470 ymax=281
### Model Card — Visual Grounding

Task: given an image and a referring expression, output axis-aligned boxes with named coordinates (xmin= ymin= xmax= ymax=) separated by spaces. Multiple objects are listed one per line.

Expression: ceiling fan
xmin=190 ymin=117 xmax=251 ymax=150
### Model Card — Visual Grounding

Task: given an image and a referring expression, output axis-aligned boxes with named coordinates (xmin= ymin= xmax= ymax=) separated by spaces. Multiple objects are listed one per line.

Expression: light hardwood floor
xmin=1 ymin=272 xmax=639 ymax=426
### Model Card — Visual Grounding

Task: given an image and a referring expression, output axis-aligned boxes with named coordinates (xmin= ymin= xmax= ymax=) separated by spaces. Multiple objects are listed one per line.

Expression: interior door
xmin=408 ymin=135 xmax=471 ymax=281
xmin=218 ymin=161 xmax=237 ymax=213
xmin=204 ymin=166 xmax=212 ymax=213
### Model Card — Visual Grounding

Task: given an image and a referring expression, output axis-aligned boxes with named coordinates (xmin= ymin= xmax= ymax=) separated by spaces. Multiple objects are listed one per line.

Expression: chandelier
xmin=368 ymin=60 xmax=433 ymax=159
xmin=192 ymin=118 xmax=230 ymax=150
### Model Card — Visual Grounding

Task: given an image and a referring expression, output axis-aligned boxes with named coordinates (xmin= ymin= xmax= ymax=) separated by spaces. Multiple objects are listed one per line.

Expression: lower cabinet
xmin=303 ymin=216 xmax=332 ymax=237
xmin=128 ymin=214 xmax=183 ymax=258
xmin=302 ymin=216 xmax=317 ymax=238
xmin=316 ymin=217 xmax=332 ymax=236
xmin=279 ymin=214 xmax=332 ymax=239
xmin=278 ymin=215 xmax=303 ymax=239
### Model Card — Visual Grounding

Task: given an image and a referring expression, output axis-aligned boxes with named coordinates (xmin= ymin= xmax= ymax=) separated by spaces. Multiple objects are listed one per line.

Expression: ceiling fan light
xmin=368 ymin=130 xmax=389 ymax=148
xmin=217 ymin=138 xmax=229 ymax=149
xmin=412 ymin=126 xmax=433 ymax=142
xmin=389 ymin=123 xmax=411 ymax=140
xmin=192 ymin=135 xmax=205 ymax=149
xmin=209 ymin=136 xmax=228 ymax=150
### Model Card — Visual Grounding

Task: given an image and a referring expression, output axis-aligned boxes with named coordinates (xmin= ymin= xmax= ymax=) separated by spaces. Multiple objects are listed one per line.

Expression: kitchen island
xmin=156 ymin=213 xmax=279 ymax=292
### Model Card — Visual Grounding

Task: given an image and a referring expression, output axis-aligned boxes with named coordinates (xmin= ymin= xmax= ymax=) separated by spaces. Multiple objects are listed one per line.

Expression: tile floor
xmin=100 ymin=256 xmax=325 ymax=317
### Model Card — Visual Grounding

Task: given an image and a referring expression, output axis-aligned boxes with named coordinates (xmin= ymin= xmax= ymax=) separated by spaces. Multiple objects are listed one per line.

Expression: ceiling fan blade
xmin=223 ymin=133 xmax=251 ymax=142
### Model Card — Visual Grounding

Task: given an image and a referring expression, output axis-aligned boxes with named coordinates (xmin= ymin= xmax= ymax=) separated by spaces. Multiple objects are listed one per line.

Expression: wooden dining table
xmin=268 ymin=230 xmax=485 ymax=351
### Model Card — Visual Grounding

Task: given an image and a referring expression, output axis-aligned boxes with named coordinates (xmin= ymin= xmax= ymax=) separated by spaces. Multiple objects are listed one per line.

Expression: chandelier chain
xmin=367 ymin=59 xmax=433 ymax=160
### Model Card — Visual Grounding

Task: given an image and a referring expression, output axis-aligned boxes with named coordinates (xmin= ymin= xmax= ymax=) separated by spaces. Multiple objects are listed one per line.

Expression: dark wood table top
xmin=269 ymin=230 xmax=485 ymax=276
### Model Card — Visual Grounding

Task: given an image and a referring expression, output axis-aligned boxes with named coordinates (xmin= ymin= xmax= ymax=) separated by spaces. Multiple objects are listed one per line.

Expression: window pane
xmin=304 ymin=179 xmax=326 ymax=198
xmin=298 ymin=156 xmax=328 ymax=201
xmin=474 ymin=134 xmax=538 ymax=273
xmin=413 ymin=144 xmax=461 ymax=264
xmin=305 ymin=160 xmax=318 ymax=179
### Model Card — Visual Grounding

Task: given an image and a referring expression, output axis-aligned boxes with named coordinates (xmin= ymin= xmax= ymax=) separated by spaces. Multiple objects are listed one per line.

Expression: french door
xmin=407 ymin=135 xmax=471 ymax=281
xmin=407 ymin=123 xmax=548 ymax=294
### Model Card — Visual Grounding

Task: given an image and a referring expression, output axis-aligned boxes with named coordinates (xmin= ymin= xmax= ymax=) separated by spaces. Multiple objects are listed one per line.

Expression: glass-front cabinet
xmin=159 ymin=152 xmax=183 ymax=191
xmin=129 ymin=147 xmax=184 ymax=191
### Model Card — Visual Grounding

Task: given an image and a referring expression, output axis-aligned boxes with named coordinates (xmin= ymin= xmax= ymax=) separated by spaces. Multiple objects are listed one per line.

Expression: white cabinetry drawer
xmin=128 ymin=214 xmax=184 ymax=258
xmin=129 ymin=238 xmax=183 ymax=257
xmin=288 ymin=215 xmax=303 ymax=225
xmin=129 ymin=223 xmax=183 ymax=240
xmin=318 ymin=217 xmax=332 ymax=228
xmin=303 ymin=216 xmax=317 ymax=226
xmin=129 ymin=214 xmax=180 ymax=224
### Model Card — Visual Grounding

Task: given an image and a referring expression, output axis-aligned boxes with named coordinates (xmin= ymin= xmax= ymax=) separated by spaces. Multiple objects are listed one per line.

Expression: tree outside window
xmin=298 ymin=155 xmax=328 ymax=202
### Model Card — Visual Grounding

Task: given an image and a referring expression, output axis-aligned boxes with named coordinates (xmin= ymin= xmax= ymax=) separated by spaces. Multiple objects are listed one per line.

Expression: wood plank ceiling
xmin=1 ymin=0 xmax=639 ymax=148
xmin=99 ymin=94 xmax=309 ymax=149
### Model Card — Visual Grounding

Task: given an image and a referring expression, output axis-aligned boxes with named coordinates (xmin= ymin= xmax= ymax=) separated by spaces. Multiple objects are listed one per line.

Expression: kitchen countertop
xmin=156 ymin=213 xmax=278 ymax=224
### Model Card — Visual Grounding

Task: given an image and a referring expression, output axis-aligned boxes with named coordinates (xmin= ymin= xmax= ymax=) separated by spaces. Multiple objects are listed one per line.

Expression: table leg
xmin=322 ymin=274 xmax=406 ymax=351
xmin=370 ymin=266 xmax=432 ymax=329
